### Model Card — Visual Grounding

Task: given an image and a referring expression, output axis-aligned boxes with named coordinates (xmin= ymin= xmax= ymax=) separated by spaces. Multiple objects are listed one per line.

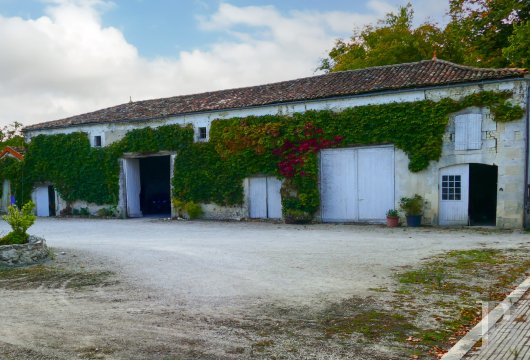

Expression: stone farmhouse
xmin=22 ymin=59 xmax=530 ymax=228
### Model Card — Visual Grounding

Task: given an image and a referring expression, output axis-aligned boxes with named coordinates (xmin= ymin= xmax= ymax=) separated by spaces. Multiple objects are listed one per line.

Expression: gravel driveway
xmin=1 ymin=218 xmax=529 ymax=359
xmin=16 ymin=218 xmax=530 ymax=306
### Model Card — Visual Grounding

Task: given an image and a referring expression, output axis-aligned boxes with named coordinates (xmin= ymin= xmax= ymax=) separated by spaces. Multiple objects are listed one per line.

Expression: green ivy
xmin=0 ymin=157 xmax=23 ymax=201
xmin=177 ymin=90 xmax=523 ymax=216
xmin=18 ymin=125 xmax=193 ymax=205
xmin=1 ymin=90 xmax=524 ymax=218
xmin=172 ymin=142 xmax=243 ymax=205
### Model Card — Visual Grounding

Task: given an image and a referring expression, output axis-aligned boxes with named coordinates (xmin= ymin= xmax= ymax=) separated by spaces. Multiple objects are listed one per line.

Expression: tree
xmin=319 ymin=4 xmax=447 ymax=72
xmin=320 ymin=1 xmax=530 ymax=72
xmin=0 ymin=122 xmax=24 ymax=148
xmin=502 ymin=20 xmax=530 ymax=68
xmin=448 ymin=0 xmax=530 ymax=68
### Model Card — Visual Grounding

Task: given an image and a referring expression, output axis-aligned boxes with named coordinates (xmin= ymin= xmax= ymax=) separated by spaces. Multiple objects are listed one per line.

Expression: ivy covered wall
xmin=2 ymin=90 xmax=524 ymax=219
xmin=15 ymin=125 xmax=193 ymax=205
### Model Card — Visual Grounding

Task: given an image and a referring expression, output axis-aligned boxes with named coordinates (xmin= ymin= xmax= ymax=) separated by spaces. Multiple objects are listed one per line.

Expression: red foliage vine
xmin=272 ymin=122 xmax=343 ymax=178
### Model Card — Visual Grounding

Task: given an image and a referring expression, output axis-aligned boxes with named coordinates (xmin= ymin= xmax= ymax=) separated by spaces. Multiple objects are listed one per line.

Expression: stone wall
xmin=0 ymin=236 xmax=49 ymax=267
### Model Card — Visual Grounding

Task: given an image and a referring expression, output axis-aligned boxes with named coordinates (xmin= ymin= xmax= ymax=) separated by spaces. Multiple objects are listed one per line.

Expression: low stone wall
xmin=0 ymin=236 xmax=49 ymax=267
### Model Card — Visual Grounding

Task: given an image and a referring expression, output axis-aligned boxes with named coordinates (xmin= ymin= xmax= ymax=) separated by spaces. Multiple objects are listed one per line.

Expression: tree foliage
xmin=0 ymin=122 xmax=24 ymax=149
xmin=449 ymin=0 xmax=530 ymax=68
xmin=320 ymin=4 xmax=446 ymax=71
xmin=503 ymin=20 xmax=530 ymax=68
xmin=320 ymin=1 xmax=530 ymax=72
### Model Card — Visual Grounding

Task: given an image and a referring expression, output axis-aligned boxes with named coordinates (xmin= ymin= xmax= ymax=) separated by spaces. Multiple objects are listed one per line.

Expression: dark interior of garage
xmin=469 ymin=163 xmax=497 ymax=226
xmin=139 ymin=156 xmax=171 ymax=216
xmin=48 ymin=185 xmax=56 ymax=216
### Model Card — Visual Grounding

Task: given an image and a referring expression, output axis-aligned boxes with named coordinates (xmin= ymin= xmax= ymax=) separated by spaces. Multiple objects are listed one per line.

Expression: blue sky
xmin=0 ymin=0 xmax=448 ymax=126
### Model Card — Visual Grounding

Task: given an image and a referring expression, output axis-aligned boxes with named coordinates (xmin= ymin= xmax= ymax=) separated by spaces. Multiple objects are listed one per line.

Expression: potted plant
xmin=399 ymin=194 xmax=423 ymax=227
xmin=386 ymin=209 xmax=399 ymax=227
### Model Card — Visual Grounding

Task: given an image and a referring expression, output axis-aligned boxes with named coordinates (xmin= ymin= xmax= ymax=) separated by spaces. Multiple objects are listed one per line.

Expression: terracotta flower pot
xmin=386 ymin=216 xmax=399 ymax=227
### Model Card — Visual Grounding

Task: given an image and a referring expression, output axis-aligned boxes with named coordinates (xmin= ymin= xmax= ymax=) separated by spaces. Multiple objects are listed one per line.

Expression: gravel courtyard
xmin=0 ymin=218 xmax=529 ymax=359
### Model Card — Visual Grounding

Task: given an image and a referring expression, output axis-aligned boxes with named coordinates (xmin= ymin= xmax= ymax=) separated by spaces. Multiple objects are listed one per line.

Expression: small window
xmin=94 ymin=135 xmax=102 ymax=147
xmin=442 ymin=175 xmax=461 ymax=200
xmin=198 ymin=127 xmax=207 ymax=140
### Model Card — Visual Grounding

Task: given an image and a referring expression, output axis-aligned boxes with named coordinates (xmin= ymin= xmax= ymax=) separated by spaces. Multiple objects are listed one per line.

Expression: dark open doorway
xmin=48 ymin=186 xmax=56 ymax=216
xmin=469 ymin=164 xmax=497 ymax=226
xmin=139 ymin=156 xmax=171 ymax=216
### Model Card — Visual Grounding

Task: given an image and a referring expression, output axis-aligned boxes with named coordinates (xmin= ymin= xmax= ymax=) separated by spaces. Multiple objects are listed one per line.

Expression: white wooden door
xmin=357 ymin=147 xmax=395 ymax=221
xmin=1 ymin=180 xmax=10 ymax=212
xmin=124 ymin=158 xmax=142 ymax=217
xmin=320 ymin=149 xmax=357 ymax=222
xmin=34 ymin=186 xmax=49 ymax=217
xmin=321 ymin=146 xmax=394 ymax=223
xmin=266 ymin=177 xmax=282 ymax=219
xmin=439 ymin=164 xmax=469 ymax=225
xmin=170 ymin=154 xmax=176 ymax=218
xmin=249 ymin=177 xmax=282 ymax=219
xmin=249 ymin=177 xmax=267 ymax=218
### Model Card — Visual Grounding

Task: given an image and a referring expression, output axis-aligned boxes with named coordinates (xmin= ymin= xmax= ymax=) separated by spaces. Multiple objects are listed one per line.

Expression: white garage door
xmin=439 ymin=164 xmax=469 ymax=225
xmin=320 ymin=146 xmax=395 ymax=223
xmin=248 ymin=176 xmax=282 ymax=219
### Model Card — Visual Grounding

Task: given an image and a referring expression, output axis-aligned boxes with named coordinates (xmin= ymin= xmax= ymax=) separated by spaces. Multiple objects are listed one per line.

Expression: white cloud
xmin=409 ymin=0 xmax=450 ymax=26
xmin=0 ymin=1 xmax=398 ymax=127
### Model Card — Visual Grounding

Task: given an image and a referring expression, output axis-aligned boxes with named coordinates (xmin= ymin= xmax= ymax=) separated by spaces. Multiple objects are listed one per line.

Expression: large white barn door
xmin=266 ymin=177 xmax=282 ymax=219
xmin=124 ymin=158 xmax=142 ymax=218
xmin=439 ymin=164 xmax=469 ymax=225
xmin=321 ymin=146 xmax=394 ymax=223
xmin=249 ymin=177 xmax=282 ymax=219
xmin=34 ymin=186 xmax=50 ymax=217
xmin=321 ymin=149 xmax=357 ymax=222
xmin=357 ymin=147 xmax=395 ymax=221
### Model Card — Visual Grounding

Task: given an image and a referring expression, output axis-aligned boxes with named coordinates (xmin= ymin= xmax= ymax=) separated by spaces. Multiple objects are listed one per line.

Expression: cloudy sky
xmin=0 ymin=0 xmax=449 ymax=127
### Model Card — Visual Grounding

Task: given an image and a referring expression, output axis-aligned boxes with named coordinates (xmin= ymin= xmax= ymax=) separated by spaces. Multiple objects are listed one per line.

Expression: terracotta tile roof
xmin=24 ymin=60 xmax=528 ymax=131
xmin=0 ymin=146 xmax=25 ymax=160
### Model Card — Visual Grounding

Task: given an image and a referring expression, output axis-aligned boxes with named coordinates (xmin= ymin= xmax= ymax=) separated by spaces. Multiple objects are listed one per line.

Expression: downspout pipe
xmin=523 ymin=86 xmax=530 ymax=229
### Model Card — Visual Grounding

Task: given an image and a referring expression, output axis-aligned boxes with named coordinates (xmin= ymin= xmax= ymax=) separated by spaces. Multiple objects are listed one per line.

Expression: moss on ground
xmin=0 ymin=264 xmax=115 ymax=290
xmin=221 ymin=247 xmax=530 ymax=359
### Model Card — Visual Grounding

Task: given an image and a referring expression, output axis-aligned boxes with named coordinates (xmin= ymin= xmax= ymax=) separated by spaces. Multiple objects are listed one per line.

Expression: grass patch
xmin=323 ymin=310 xmax=417 ymax=341
xmin=391 ymin=248 xmax=530 ymax=357
xmin=251 ymin=339 xmax=274 ymax=351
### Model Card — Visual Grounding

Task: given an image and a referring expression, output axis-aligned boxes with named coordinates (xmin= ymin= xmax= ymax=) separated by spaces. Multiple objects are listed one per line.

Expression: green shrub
xmin=399 ymin=195 xmax=423 ymax=216
xmin=79 ymin=207 xmax=90 ymax=216
xmin=283 ymin=209 xmax=313 ymax=224
xmin=96 ymin=206 xmax=117 ymax=218
xmin=386 ymin=209 xmax=399 ymax=217
xmin=0 ymin=201 xmax=36 ymax=245
xmin=184 ymin=201 xmax=203 ymax=220
xmin=171 ymin=198 xmax=186 ymax=218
